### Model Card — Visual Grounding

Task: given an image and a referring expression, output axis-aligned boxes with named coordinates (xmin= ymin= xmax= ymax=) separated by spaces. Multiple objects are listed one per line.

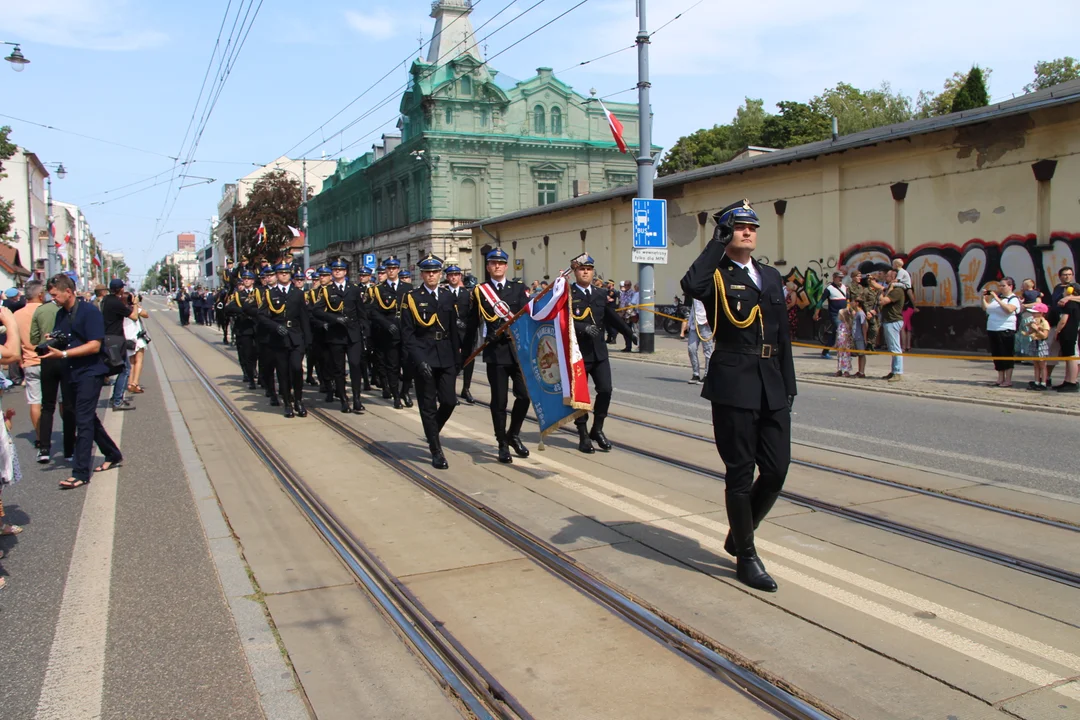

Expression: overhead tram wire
xmin=279 ymin=0 xmax=491 ymax=160
xmin=297 ymin=0 xmax=557 ymax=161
xmin=0 ymin=113 xmax=178 ymax=159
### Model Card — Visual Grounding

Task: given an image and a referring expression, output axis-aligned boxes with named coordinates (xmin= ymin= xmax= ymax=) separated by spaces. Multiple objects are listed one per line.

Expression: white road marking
xmin=35 ymin=401 xmax=125 ymax=720
xmin=416 ymin=413 xmax=1080 ymax=696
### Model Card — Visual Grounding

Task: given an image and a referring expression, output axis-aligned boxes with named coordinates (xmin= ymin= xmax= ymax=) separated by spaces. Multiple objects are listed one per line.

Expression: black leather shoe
xmin=460 ymin=388 xmax=475 ymax=405
xmin=295 ymin=402 xmax=308 ymax=418
xmin=382 ymin=388 xmax=392 ymax=399
xmin=247 ymin=381 xmax=257 ymax=390
xmin=589 ymin=428 xmax=612 ymax=451
xmin=508 ymin=435 xmax=530 ymax=458
xmin=497 ymin=443 xmax=513 ymax=464
xmin=306 ymin=376 xmax=316 ymax=386
xmin=363 ymin=381 xmax=372 ymax=391
xmin=340 ymin=399 xmax=351 ymax=414
xmin=736 ymin=555 xmax=778 ymax=592
xmin=576 ymin=425 xmax=595 ymax=454
xmin=393 ymin=398 xmax=404 ymax=410
xmin=403 ymin=392 xmax=414 ymax=408
xmin=325 ymin=391 xmax=335 ymax=403
xmin=283 ymin=405 xmax=294 ymax=418
xmin=265 ymin=388 xmax=272 ymax=398
xmin=353 ymin=397 xmax=366 ymax=414
xmin=269 ymin=395 xmax=281 ymax=407
xmin=432 ymin=451 xmax=449 ymax=470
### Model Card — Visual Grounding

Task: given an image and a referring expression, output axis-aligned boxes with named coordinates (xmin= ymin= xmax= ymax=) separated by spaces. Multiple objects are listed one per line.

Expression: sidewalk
xmin=616 ymin=334 xmax=1080 ymax=416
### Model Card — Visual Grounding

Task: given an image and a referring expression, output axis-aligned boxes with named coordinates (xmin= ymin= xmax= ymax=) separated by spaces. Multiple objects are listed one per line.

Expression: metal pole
xmin=232 ymin=182 xmax=239 ymax=264
xmin=635 ymin=0 xmax=655 ymax=353
xmin=302 ymin=159 xmax=310 ymax=271
xmin=46 ymin=175 xmax=56 ymax=279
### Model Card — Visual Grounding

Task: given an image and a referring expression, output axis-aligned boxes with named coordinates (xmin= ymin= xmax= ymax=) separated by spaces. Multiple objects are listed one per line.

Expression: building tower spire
xmin=427 ymin=0 xmax=482 ymax=64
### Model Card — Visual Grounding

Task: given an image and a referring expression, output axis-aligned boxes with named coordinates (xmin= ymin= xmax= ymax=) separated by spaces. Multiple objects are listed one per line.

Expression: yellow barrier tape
xmin=616 ymin=303 xmax=1076 ymax=363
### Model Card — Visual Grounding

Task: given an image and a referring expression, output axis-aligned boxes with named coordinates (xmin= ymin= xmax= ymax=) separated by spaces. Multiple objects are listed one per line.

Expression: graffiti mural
xmin=782 ymin=258 xmax=837 ymax=310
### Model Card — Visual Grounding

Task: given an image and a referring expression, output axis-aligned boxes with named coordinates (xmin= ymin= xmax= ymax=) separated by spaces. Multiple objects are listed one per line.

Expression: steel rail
xmin=162 ymin=330 xmax=528 ymax=720
xmin=176 ymin=324 xmax=840 ymax=720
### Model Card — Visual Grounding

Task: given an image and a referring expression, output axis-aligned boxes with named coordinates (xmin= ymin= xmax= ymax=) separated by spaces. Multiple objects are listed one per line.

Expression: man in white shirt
xmin=680 ymin=297 xmax=713 ymax=383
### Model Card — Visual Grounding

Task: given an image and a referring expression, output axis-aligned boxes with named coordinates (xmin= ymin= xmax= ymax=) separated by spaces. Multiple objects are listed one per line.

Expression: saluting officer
xmin=258 ymin=262 xmax=312 ymax=418
xmin=312 ymin=258 xmax=367 ymax=414
xmin=254 ymin=266 xmax=280 ymax=404
xmin=569 ymin=256 xmax=634 ymax=454
xmin=445 ymin=265 xmax=475 ymax=404
xmin=463 ymin=247 xmax=530 ymax=464
xmin=401 ymin=254 xmax=461 ymax=469
xmin=369 ymin=256 xmax=412 ymax=409
xmin=681 ymin=200 xmax=797 ymax=593
xmin=224 ymin=269 xmax=259 ymax=388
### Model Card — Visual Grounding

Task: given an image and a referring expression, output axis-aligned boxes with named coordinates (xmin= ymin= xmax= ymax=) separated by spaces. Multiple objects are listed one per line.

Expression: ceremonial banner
xmin=508 ymin=276 xmax=591 ymax=447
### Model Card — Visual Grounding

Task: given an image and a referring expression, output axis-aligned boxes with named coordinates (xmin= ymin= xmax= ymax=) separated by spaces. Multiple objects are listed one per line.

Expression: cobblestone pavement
xmin=617 ymin=333 xmax=1080 ymax=415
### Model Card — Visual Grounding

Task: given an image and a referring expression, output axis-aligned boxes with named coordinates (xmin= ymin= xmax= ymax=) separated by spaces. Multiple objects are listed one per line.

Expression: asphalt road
xmin=606 ymin=354 xmax=1080 ymax=499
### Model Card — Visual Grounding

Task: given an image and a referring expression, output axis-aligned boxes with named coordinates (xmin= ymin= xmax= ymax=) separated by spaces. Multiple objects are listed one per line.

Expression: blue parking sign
xmin=363 ymin=253 xmax=376 ymax=269
xmin=632 ymin=198 xmax=667 ymax=249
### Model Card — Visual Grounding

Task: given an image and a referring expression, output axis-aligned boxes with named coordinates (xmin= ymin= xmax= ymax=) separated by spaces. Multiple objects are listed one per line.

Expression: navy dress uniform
xmin=258 ymin=263 xmax=313 ymax=418
xmin=569 ymin=256 xmax=634 ymax=453
xmin=306 ymin=266 xmax=332 ymax=393
xmin=254 ymin=267 xmax=280 ymax=403
xmin=681 ymin=200 xmax=797 ymax=593
xmin=445 ymin=265 xmax=476 ymax=404
xmin=224 ymin=270 xmax=259 ymax=388
xmin=312 ymin=259 xmax=367 ymax=414
xmin=401 ymin=255 xmax=461 ymax=469
xmin=369 ymin=256 xmax=411 ymax=409
xmin=175 ymin=289 xmax=191 ymax=326
xmin=463 ymin=247 xmax=531 ymax=464
xmin=354 ymin=266 xmax=375 ymax=391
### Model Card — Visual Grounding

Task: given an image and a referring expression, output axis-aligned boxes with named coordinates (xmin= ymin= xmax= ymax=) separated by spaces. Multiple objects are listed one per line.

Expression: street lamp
xmin=3 ymin=42 xmax=29 ymax=72
xmin=43 ymin=161 xmax=67 ymax=279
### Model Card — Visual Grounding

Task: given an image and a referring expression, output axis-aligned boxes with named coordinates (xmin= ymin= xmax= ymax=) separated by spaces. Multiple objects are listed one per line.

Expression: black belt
xmin=433 ymin=330 xmax=446 ymax=341
xmin=285 ymin=320 xmax=295 ymax=328
xmin=716 ymin=343 xmax=776 ymax=359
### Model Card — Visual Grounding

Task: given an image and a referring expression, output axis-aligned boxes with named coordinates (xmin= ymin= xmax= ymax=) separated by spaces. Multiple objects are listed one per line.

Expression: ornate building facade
xmin=307 ymin=0 xmax=651 ymax=274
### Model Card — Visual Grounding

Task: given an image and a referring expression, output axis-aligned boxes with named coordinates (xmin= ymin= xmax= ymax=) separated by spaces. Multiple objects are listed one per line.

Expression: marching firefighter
xmin=463 ymin=247 xmax=530 ymax=464
xmin=680 ymin=199 xmax=797 ymax=593
xmin=312 ymin=258 xmax=367 ymax=414
xmin=446 ymin=264 xmax=476 ymax=404
xmin=401 ymin=254 xmax=460 ymax=469
xmin=255 ymin=265 xmax=280 ymax=405
xmin=305 ymin=267 xmax=331 ymax=393
xmin=569 ymin=255 xmax=634 ymax=453
xmin=224 ymin=269 xmax=259 ymax=388
xmin=369 ymin=256 xmax=412 ymax=409
xmin=258 ymin=262 xmax=312 ymax=418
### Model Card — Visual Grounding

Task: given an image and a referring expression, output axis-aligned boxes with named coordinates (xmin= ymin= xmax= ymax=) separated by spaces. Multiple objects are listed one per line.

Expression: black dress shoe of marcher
xmin=736 ymin=555 xmax=778 ymax=592
xmin=283 ymin=405 xmax=294 ymax=418
xmin=247 ymin=381 xmax=257 ymax=390
xmin=295 ymin=402 xmax=308 ymax=418
xmin=265 ymin=388 xmax=272 ymax=397
xmin=325 ymin=391 xmax=335 ymax=403
xmin=508 ymin=435 xmax=530 ymax=458
xmin=497 ymin=443 xmax=513 ymax=464
xmin=403 ymin=392 xmax=414 ymax=408
xmin=394 ymin=398 xmax=404 ymax=410
xmin=382 ymin=388 xmax=392 ymax=399
xmin=459 ymin=388 xmax=475 ymax=404
xmin=353 ymin=397 xmax=366 ymax=413
xmin=340 ymin=399 xmax=351 ymax=413
xmin=589 ymin=428 xmax=612 ymax=451
xmin=270 ymin=395 xmax=281 ymax=407
xmin=432 ymin=452 xmax=449 ymax=470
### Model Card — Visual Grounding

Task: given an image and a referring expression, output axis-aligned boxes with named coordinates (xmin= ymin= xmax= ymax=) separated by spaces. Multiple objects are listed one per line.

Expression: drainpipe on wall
xmin=890 ymin=182 xmax=909 ymax=254
xmin=1032 ymin=160 xmax=1058 ymax=248
xmin=773 ymin=201 xmax=787 ymax=265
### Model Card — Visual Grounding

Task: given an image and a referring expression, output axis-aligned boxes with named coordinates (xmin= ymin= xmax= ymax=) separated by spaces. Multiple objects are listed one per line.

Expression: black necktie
xmin=496 ymin=283 xmax=502 ymax=291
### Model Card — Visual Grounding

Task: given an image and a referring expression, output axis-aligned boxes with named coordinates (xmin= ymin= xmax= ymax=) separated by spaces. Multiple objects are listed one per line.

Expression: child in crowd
xmin=835 ymin=303 xmax=855 ymax=377
xmin=849 ymin=297 xmax=868 ymax=378
xmin=1016 ymin=279 xmax=1044 ymax=358
xmin=892 ymin=258 xmax=912 ymax=290
xmin=1024 ymin=302 xmax=1051 ymax=390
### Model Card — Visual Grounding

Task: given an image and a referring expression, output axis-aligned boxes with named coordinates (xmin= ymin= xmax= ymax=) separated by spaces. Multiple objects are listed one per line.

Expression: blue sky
xmin=3 ymin=0 xmax=1078 ymax=282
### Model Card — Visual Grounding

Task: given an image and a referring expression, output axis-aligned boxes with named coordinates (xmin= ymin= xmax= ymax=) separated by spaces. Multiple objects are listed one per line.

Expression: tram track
xmin=168 ymin=320 xmax=840 ymax=720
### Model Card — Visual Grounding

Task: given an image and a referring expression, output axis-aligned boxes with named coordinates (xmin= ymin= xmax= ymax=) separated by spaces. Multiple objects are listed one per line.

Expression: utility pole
xmin=302 ymin=159 xmax=310 ymax=271
xmin=635 ymin=0 xmax=655 ymax=353
xmin=45 ymin=175 xmax=56 ymax=279
xmin=231 ymin=182 xmax=239 ymax=266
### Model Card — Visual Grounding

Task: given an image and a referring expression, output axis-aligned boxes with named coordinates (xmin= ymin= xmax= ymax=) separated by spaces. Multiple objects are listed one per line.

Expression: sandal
xmin=128 ymin=384 xmax=144 ymax=394
xmin=94 ymin=460 xmax=122 ymax=473
xmin=0 ymin=524 xmax=23 ymax=536
xmin=59 ymin=478 xmax=90 ymax=490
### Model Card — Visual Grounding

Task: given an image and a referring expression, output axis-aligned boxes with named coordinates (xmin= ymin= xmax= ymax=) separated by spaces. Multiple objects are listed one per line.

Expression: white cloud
xmin=345 ymin=9 xmax=397 ymax=41
xmin=4 ymin=0 xmax=166 ymax=51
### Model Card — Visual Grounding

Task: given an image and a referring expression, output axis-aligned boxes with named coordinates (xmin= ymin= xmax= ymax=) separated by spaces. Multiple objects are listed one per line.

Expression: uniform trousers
xmin=38 ymin=358 xmax=76 ymax=457
xmin=377 ymin=328 xmax=402 ymax=397
xmin=236 ymin=334 xmax=256 ymax=381
xmin=486 ymin=361 xmax=529 ymax=441
xmin=574 ymin=358 xmax=612 ymax=428
xmin=460 ymin=331 xmax=476 ymax=392
xmin=710 ymin=401 xmax=791 ymax=496
xmin=258 ymin=340 xmax=277 ymax=396
xmin=71 ymin=374 xmax=123 ymax=482
xmin=178 ymin=305 xmax=190 ymax=326
xmin=414 ymin=365 xmax=457 ymax=443
xmin=326 ymin=342 xmax=349 ymax=398
xmin=272 ymin=344 xmax=305 ymax=404
xmin=346 ymin=340 xmax=366 ymax=396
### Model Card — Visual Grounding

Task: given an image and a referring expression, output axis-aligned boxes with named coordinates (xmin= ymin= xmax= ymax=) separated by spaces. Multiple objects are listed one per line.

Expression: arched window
xmin=445 ymin=106 xmax=454 ymax=125
xmin=456 ymin=178 xmax=478 ymax=219
xmin=550 ymin=107 xmax=562 ymax=135
xmin=459 ymin=74 xmax=472 ymax=96
xmin=533 ymin=105 xmax=546 ymax=134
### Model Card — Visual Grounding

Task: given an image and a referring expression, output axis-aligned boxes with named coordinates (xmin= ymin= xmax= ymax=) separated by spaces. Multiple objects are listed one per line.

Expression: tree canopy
xmin=0 ymin=126 xmax=17 ymax=238
xmin=950 ymin=66 xmax=990 ymax=112
xmin=219 ymin=169 xmax=307 ymax=262
xmin=1025 ymin=56 xmax=1080 ymax=92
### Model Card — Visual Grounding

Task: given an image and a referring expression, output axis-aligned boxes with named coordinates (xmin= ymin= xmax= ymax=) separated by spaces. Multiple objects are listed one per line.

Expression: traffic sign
xmin=363 ymin=253 xmax=376 ymax=269
xmin=632 ymin=198 xmax=667 ymax=249
xmin=632 ymin=247 xmax=668 ymax=265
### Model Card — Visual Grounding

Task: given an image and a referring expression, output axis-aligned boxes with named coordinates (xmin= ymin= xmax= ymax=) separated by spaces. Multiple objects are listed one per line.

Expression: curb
xmin=610 ymin=348 xmax=1080 ymax=418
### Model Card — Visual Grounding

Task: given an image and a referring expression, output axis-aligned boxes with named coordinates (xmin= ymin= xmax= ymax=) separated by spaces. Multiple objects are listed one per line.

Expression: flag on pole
xmin=598 ymin=99 xmax=628 ymax=154
xmin=287 ymin=225 xmax=302 ymax=238
xmin=57 ymin=232 xmax=70 ymax=267
xmin=255 ymin=221 xmax=266 ymax=245
xmin=507 ymin=276 xmax=591 ymax=447
xmin=92 ymin=255 xmax=102 ymax=268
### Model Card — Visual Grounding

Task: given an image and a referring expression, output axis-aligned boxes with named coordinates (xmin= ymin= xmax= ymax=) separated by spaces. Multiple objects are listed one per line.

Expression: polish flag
xmin=288 ymin=225 xmax=303 ymax=238
xmin=598 ymin=99 xmax=628 ymax=154
xmin=92 ymin=255 xmax=102 ymax=268
xmin=255 ymin=221 xmax=266 ymax=244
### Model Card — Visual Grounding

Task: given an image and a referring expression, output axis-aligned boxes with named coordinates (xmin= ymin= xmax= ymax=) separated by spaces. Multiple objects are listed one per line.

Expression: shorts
xmin=902 ymin=307 xmax=915 ymax=331
xmin=23 ymin=365 xmax=42 ymax=404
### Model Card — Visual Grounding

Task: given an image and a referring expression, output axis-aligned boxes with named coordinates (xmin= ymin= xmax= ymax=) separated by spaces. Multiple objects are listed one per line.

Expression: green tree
xmin=220 ymin=170 xmax=305 ymax=262
xmin=760 ymin=101 xmax=831 ymax=148
xmin=950 ymin=65 xmax=990 ymax=112
xmin=1025 ymin=56 xmax=1080 ymax=92
xmin=0 ymin=126 xmax=17 ymax=238
xmin=729 ymin=97 xmax=767 ymax=149
xmin=657 ymin=124 xmax=734 ymax=176
xmin=810 ymin=82 xmax=914 ymax=134
xmin=915 ymin=67 xmax=992 ymax=118
xmin=111 ymin=258 xmax=130 ymax=282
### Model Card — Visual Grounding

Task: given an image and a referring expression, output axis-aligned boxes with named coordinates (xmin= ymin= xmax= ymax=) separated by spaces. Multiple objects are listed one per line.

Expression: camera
xmin=35 ymin=331 xmax=71 ymax=357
